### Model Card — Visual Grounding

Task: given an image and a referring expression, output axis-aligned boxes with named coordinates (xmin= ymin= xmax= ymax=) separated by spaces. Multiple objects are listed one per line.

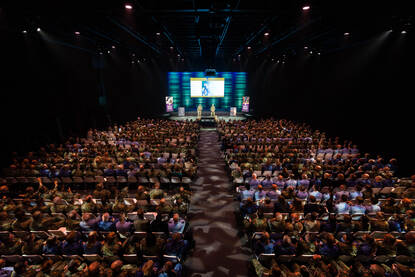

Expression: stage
xmin=165 ymin=111 xmax=249 ymax=122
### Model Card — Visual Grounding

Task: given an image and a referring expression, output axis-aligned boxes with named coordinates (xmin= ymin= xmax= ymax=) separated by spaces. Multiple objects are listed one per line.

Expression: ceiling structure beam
xmin=192 ymin=0 xmax=201 ymax=56
xmin=215 ymin=0 xmax=241 ymax=56
xmin=256 ymin=17 xmax=322 ymax=55
xmin=141 ymin=9 xmax=274 ymax=15
xmin=233 ymin=16 xmax=278 ymax=56
xmin=107 ymin=17 xmax=161 ymax=54
xmin=136 ymin=1 xmax=185 ymax=58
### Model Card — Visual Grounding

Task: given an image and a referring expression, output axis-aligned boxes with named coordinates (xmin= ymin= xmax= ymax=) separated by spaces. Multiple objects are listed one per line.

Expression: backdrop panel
xmin=167 ymin=72 xmax=247 ymax=111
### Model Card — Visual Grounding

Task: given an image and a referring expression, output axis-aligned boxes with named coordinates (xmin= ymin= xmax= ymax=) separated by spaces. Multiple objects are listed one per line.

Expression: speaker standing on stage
xmin=210 ymin=104 xmax=215 ymax=117
xmin=197 ymin=104 xmax=203 ymax=118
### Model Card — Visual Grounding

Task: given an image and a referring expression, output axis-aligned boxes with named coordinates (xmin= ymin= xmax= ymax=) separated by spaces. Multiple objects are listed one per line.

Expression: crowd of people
xmin=218 ymin=119 xmax=415 ymax=277
xmin=0 ymin=119 xmax=199 ymax=277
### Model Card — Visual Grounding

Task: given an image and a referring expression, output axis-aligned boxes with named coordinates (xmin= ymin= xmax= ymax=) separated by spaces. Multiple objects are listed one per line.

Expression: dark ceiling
xmin=1 ymin=0 xmax=413 ymax=70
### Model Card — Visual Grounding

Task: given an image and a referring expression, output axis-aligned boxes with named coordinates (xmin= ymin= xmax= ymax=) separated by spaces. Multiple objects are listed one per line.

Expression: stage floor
xmin=169 ymin=115 xmax=247 ymax=121
xmin=165 ymin=111 xmax=249 ymax=121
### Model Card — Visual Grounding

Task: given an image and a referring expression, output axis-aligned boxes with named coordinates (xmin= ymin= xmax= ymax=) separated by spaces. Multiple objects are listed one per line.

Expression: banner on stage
xmin=165 ymin=97 xmax=174 ymax=112
xmin=178 ymin=107 xmax=185 ymax=117
xmin=230 ymin=107 xmax=237 ymax=116
xmin=242 ymin=96 xmax=250 ymax=112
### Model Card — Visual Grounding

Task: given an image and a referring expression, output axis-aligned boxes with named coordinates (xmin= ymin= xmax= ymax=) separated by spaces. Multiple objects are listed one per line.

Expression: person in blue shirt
xmin=168 ymin=213 xmax=186 ymax=233
xmin=240 ymin=198 xmax=259 ymax=217
xmin=254 ymin=185 xmax=267 ymax=202
xmin=61 ymin=231 xmax=83 ymax=255
xmin=103 ymin=164 xmax=115 ymax=176
xmin=266 ymin=184 xmax=281 ymax=200
xmin=335 ymin=194 xmax=351 ymax=214
xmin=165 ymin=233 xmax=188 ymax=259
xmin=40 ymin=164 xmax=51 ymax=177
xmin=350 ymin=197 xmax=366 ymax=214
xmin=261 ymin=176 xmax=273 ymax=189
xmin=249 ymin=173 xmax=260 ymax=190
xmin=43 ymin=236 xmax=61 ymax=255
xmin=158 ymin=261 xmax=182 ymax=277
xmin=317 ymin=234 xmax=339 ymax=260
xmin=309 ymin=185 xmax=323 ymax=201
xmin=273 ymin=175 xmax=286 ymax=190
xmin=98 ymin=213 xmax=116 ymax=231
xmin=349 ymin=185 xmax=363 ymax=200
xmin=240 ymin=184 xmax=254 ymax=201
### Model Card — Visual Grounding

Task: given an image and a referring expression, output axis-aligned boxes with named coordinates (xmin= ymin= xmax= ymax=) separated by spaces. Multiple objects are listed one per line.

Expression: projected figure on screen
xmin=197 ymin=104 xmax=203 ymax=118
xmin=202 ymin=80 xmax=209 ymax=96
xmin=210 ymin=104 xmax=215 ymax=117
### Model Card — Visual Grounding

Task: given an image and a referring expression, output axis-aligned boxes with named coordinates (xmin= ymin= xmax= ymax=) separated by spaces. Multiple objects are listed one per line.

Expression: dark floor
xmin=185 ymin=130 xmax=251 ymax=277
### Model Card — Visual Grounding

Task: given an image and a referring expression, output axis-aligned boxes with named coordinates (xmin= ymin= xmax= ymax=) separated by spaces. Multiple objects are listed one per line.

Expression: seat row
xmin=0 ymin=176 xmax=193 ymax=186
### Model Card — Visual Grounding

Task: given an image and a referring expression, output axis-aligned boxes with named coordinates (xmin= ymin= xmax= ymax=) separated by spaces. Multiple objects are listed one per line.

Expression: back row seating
xmin=0 ymin=176 xmax=193 ymax=186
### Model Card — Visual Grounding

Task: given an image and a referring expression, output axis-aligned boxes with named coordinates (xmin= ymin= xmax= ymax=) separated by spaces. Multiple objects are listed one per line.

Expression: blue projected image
xmin=202 ymin=81 xmax=209 ymax=96
xmin=167 ymin=72 xmax=247 ymax=111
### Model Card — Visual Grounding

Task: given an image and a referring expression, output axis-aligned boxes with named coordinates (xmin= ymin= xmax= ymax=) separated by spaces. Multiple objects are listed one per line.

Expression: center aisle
xmin=185 ymin=129 xmax=251 ymax=277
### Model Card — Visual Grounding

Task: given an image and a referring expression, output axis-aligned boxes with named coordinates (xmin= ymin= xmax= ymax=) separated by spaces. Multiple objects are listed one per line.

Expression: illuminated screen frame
xmin=190 ymin=77 xmax=225 ymax=98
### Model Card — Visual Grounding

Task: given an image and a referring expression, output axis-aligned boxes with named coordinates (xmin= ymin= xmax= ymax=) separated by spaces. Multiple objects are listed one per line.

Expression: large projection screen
xmin=190 ymin=78 xmax=225 ymax=98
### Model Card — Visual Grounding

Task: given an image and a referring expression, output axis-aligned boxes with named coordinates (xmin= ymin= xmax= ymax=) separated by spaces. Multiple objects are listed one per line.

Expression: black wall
xmin=247 ymin=32 xmax=414 ymax=176
xmin=1 ymin=30 xmax=167 ymax=167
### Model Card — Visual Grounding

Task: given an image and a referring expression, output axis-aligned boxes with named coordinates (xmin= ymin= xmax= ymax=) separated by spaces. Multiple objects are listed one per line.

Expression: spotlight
xmin=264 ymin=32 xmax=270 ymax=36
xmin=36 ymin=28 xmax=41 ymax=32
xmin=302 ymin=5 xmax=310 ymax=11
xmin=125 ymin=4 xmax=133 ymax=10
xmin=177 ymin=54 xmax=180 ymax=57
xmin=74 ymin=31 xmax=80 ymax=35
xmin=112 ymin=45 xmax=116 ymax=49
xmin=344 ymin=32 xmax=350 ymax=36
xmin=131 ymin=61 xmax=135 ymax=64
xmin=238 ymin=54 xmax=241 ymax=57
xmin=107 ymin=51 xmax=110 ymax=54
xmin=401 ymin=30 xmax=407 ymax=34
xmin=22 ymin=30 xmax=27 ymax=34
xmin=317 ymin=52 xmax=321 ymax=55
xmin=304 ymin=46 xmax=308 ymax=49
xmin=156 ymin=32 xmax=161 ymax=36
xmin=170 ymin=46 xmax=174 ymax=50
xmin=99 ymin=52 xmax=103 ymax=55
xmin=247 ymin=46 xmax=251 ymax=50
xmin=310 ymin=51 xmax=313 ymax=54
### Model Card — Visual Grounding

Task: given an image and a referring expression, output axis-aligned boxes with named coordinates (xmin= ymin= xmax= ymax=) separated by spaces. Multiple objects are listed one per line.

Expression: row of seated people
xmin=1 ymin=119 xmax=200 ymax=181
xmin=0 ymin=248 xmax=184 ymax=277
xmin=232 ymin=171 xmax=401 ymax=190
xmin=218 ymin=119 xmax=414 ymax=277
xmin=238 ymin=182 xmax=415 ymax=217
xmin=0 ymin=180 xmax=193 ymax=276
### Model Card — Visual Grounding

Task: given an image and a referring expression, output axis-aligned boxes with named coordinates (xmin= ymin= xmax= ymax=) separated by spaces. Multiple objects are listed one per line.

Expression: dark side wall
xmin=0 ymin=30 xmax=167 ymax=167
xmin=247 ymin=33 xmax=414 ymax=176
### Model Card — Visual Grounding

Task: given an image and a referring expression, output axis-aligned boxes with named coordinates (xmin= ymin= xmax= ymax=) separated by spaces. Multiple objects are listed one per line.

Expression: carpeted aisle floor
xmin=185 ymin=130 xmax=251 ymax=277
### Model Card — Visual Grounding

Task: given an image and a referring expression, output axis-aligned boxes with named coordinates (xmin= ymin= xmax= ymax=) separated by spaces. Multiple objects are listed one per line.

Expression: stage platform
xmin=166 ymin=111 xmax=250 ymax=122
